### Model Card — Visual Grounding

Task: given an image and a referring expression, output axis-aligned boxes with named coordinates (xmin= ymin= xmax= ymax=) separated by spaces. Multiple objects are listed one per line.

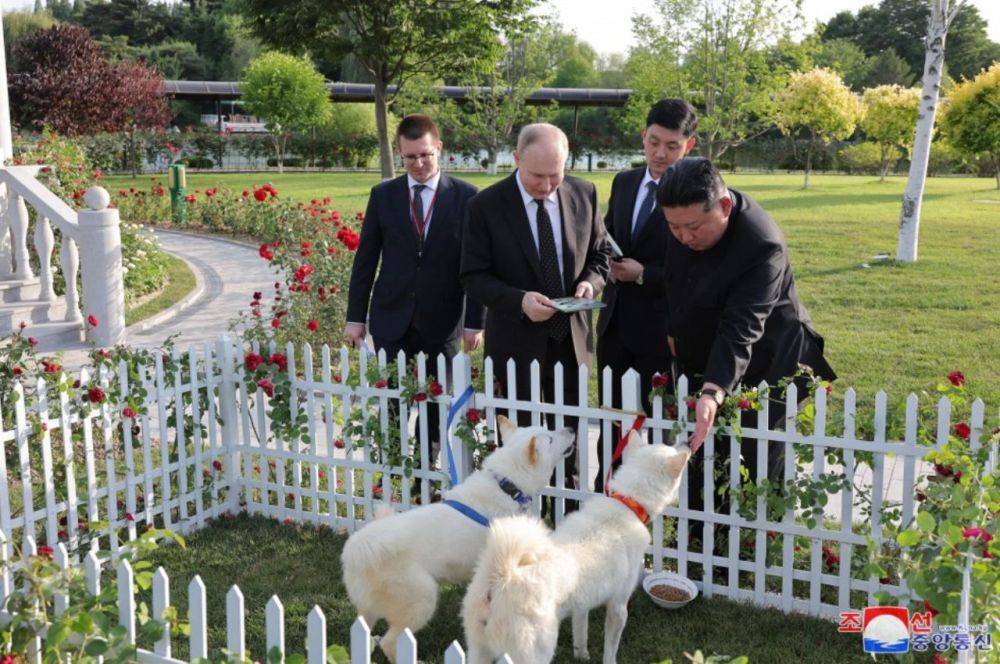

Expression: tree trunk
xmin=129 ymin=127 xmax=137 ymax=178
xmin=897 ymin=0 xmax=952 ymax=262
xmin=374 ymin=77 xmax=394 ymax=180
xmin=993 ymin=153 xmax=999 ymax=190
xmin=880 ymin=144 xmax=889 ymax=181
xmin=803 ymin=134 xmax=813 ymax=190
xmin=486 ymin=147 xmax=497 ymax=175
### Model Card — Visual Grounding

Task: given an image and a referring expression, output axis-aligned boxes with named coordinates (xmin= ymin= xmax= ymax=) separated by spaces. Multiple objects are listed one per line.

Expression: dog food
xmin=649 ymin=584 xmax=691 ymax=602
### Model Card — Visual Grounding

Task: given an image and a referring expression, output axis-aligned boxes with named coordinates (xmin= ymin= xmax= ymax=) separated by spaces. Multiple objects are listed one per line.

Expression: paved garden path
xmin=62 ymin=229 xmax=274 ymax=366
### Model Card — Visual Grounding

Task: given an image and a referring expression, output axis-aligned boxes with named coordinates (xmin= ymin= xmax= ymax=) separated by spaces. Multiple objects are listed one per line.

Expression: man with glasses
xmin=346 ymin=114 xmax=483 ymax=437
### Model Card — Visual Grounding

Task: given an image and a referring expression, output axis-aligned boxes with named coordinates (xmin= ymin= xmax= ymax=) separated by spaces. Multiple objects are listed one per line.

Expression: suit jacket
xmin=346 ymin=172 xmax=483 ymax=344
xmin=665 ymin=189 xmax=835 ymax=393
xmin=596 ymin=167 xmax=670 ymax=354
xmin=460 ymin=172 xmax=610 ymax=368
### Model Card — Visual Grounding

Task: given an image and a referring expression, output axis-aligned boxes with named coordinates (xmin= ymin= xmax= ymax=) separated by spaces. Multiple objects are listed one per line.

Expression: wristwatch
xmin=636 ymin=267 xmax=644 ymax=285
xmin=699 ymin=387 xmax=725 ymax=406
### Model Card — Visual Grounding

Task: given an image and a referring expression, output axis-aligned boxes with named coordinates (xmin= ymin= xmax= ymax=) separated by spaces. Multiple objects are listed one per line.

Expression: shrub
xmin=837 ymin=142 xmax=886 ymax=175
xmin=178 ymin=155 xmax=214 ymax=169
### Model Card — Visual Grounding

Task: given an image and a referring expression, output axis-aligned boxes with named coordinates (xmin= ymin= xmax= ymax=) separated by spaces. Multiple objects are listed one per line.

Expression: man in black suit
xmin=594 ymin=99 xmax=698 ymax=492
xmin=658 ymin=157 xmax=835 ymax=515
xmin=461 ymin=123 xmax=610 ymax=488
xmin=346 ymin=114 xmax=483 ymax=450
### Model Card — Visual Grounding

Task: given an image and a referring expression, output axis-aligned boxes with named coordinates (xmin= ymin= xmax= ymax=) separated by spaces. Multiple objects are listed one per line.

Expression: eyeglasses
xmin=401 ymin=152 xmax=438 ymax=164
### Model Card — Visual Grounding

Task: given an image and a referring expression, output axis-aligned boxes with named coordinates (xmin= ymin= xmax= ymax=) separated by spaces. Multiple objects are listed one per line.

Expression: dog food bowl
xmin=642 ymin=571 xmax=698 ymax=609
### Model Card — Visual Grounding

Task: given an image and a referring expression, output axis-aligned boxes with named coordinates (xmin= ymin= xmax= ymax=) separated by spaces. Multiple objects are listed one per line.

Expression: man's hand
xmin=609 ymin=258 xmax=643 ymax=283
xmin=574 ymin=281 xmax=594 ymax=299
xmin=344 ymin=322 xmax=366 ymax=349
xmin=688 ymin=394 xmax=719 ymax=454
xmin=462 ymin=329 xmax=483 ymax=352
xmin=522 ymin=291 xmax=556 ymax=322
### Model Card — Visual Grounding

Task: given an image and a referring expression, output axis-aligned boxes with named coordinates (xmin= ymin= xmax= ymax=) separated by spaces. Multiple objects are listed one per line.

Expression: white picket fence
xmin=0 ymin=335 xmax=996 ymax=662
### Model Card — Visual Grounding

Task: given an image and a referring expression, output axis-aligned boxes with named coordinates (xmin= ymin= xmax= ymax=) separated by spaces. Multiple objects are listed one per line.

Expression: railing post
xmin=8 ymin=192 xmax=31 ymax=279
xmin=77 ymin=187 xmax=125 ymax=346
xmin=217 ymin=336 xmax=243 ymax=511
xmin=450 ymin=352 xmax=475 ymax=481
xmin=0 ymin=183 xmax=11 ymax=277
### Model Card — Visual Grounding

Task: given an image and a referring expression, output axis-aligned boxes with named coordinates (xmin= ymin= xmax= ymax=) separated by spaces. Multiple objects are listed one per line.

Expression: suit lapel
xmin=393 ymin=175 xmax=420 ymax=248
xmin=422 ymin=172 xmax=452 ymax=249
xmin=617 ymin=168 xmax=644 ymax=253
xmin=557 ymin=184 xmax=578 ymax=293
xmin=504 ymin=173 xmax=546 ymax=286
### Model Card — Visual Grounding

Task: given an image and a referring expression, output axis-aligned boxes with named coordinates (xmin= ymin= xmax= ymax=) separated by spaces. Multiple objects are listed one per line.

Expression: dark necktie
xmin=412 ymin=184 xmax=427 ymax=238
xmin=534 ymin=199 xmax=569 ymax=341
xmin=633 ymin=180 xmax=657 ymax=240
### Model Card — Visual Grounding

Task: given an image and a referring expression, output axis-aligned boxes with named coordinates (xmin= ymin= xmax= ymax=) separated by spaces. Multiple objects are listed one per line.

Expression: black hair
xmin=656 ymin=157 xmax=727 ymax=210
xmin=645 ymin=99 xmax=698 ymax=136
xmin=396 ymin=114 xmax=440 ymax=142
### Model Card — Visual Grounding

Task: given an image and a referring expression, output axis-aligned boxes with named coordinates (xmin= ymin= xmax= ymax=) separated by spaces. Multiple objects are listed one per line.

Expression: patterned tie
xmin=411 ymin=184 xmax=427 ymax=238
xmin=633 ymin=180 xmax=657 ymax=240
xmin=535 ymin=199 xmax=569 ymax=341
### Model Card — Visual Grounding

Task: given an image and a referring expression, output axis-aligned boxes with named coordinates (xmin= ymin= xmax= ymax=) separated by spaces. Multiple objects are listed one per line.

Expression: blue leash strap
xmin=445 ymin=385 xmax=475 ymax=486
xmin=443 ymin=499 xmax=490 ymax=527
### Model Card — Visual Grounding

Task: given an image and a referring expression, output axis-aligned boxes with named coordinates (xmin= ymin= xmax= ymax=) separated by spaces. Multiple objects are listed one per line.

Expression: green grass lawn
xmin=124 ymin=252 xmax=197 ymax=326
xmin=105 ymin=171 xmax=1000 ymax=407
xmin=142 ymin=513 xmax=907 ymax=664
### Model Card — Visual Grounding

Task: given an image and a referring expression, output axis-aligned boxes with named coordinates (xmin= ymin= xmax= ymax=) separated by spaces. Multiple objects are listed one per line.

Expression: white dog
xmin=462 ymin=432 xmax=690 ymax=664
xmin=341 ymin=415 xmax=575 ymax=662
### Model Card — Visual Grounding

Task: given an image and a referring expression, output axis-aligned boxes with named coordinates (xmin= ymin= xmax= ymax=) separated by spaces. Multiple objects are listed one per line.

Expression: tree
xmin=814 ymin=38 xmax=872 ymax=91
xmin=941 ymin=62 xmax=1000 ymax=189
xmin=239 ymin=0 xmax=536 ymax=179
xmin=776 ymin=68 xmax=861 ymax=188
xmin=2 ymin=9 xmax=56 ymax=71
xmin=862 ymin=48 xmax=913 ymax=87
xmin=239 ymin=52 xmax=332 ymax=173
xmin=861 ymin=84 xmax=920 ymax=179
xmin=896 ymin=0 xmax=965 ymax=262
xmin=9 ymin=24 xmax=169 ymax=137
xmin=627 ymin=0 xmax=799 ymax=160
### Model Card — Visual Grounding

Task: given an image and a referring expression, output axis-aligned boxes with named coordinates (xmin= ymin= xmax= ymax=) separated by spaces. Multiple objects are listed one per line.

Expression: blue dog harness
xmin=443 ymin=474 xmax=533 ymax=527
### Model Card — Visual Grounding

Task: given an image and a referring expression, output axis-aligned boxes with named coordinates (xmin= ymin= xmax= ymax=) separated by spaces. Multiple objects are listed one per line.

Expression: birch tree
xmin=896 ymin=0 xmax=965 ymax=262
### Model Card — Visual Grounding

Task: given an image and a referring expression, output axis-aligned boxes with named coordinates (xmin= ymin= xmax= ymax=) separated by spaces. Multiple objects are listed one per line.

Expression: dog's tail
xmin=463 ymin=515 xmax=566 ymax=661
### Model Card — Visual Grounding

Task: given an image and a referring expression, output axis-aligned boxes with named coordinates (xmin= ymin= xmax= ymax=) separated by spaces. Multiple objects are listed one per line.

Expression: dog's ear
xmin=496 ymin=414 xmax=516 ymax=443
xmin=525 ymin=436 xmax=539 ymax=466
xmin=665 ymin=444 xmax=692 ymax=476
xmin=621 ymin=429 xmax=645 ymax=461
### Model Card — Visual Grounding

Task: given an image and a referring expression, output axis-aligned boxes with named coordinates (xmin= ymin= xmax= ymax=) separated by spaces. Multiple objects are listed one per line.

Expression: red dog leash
xmin=603 ymin=415 xmax=646 ymax=496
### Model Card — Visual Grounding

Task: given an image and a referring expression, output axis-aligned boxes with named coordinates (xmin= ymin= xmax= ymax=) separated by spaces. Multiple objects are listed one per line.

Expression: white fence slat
xmin=266 ymin=594 xmax=285 ymax=662
xmin=226 ymin=585 xmax=245 ymax=658
xmin=84 ymin=549 xmax=100 ymax=595
xmin=553 ymin=361 xmax=566 ymax=523
xmin=14 ymin=383 xmax=34 ymax=544
xmin=306 ymin=605 xmax=326 ymax=664
xmin=186 ymin=349 xmax=206 ymax=528
xmin=52 ymin=543 xmax=69 ymax=616
xmin=153 ymin=567 xmax=171 ymax=657
xmin=444 ymin=641 xmax=466 ymax=664
xmin=138 ymin=364 xmax=157 ymax=528
xmin=350 ymin=616 xmax=372 ymax=664
xmin=170 ymin=349 xmax=190 ymax=527
xmin=204 ymin=345 xmax=223 ymax=511
xmin=339 ymin=347 xmax=355 ymax=531
xmin=396 ymin=628 xmax=417 ymax=664
xmin=752 ymin=381 xmax=769 ymax=605
xmin=99 ymin=368 xmax=121 ymax=555
xmin=415 ymin=352 xmax=430 ymax=510
xmin=780 ymin=382 xmax=798 ymax=613
xmin=35 ymin=380 xmax=59 ymax=548
xmin=117 ymin=559 xmax=136 ymax=644
xmin=218 ymin=337 xmax=242 ymax=513
xmin=154 ymin=355 xmax=173 ymax=531
xmin=287 ymin=343 xmax=303 ymax=518
xmin=867 ymin=391 xmax=887 ymax=606
xmin=676 ymin=374 xmax=690 ymax=580
xmin=838 ymin=388 xmax=858 ymax=609
xmin=119 ymin=361 xmax=139 ymax=542
xmin=303 ymin=344 xmax=321 ymax=521
xmin=189 ymin=575 xmax=208 ymax=659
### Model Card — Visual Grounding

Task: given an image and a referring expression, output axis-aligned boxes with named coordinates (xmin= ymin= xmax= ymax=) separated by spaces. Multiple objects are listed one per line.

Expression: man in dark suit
xmin=346 ymin=114 xmax=483 ymax=450
xmin=594 ymin=99 xmax=698 ymax=492
xmin=657 ymin=157 xmax=836 ymax=517
xmin=461 ymin=123 xmax=610 ymax=490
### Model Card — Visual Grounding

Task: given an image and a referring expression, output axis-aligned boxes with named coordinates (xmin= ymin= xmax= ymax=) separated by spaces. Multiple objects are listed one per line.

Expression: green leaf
xmin=897 ymin=530 xmax=921 ymax=547
xmin=85 ymin=638 xmax=109 ymax=656
xmin=916 ymin=511 xmax=936 ymax=532
xmin=286 ymin=655 xmax=306 ymax=664
xmin=327 ymin=645 xmax=350 ymax=664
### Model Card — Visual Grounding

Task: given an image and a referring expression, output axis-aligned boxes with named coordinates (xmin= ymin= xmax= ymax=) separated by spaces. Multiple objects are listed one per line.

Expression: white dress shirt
xmin=631 ymin=168 xmax=660 ymax=234
xmin=515 ymin=170 xmax=565 ymax=282
xmin=408 ymin=170 xmax=441 ymax=237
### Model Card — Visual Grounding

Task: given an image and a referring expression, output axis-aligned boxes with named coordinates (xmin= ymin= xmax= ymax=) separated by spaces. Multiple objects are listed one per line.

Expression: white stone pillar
xmin=77 ymin=187 xmax=125 ymax=347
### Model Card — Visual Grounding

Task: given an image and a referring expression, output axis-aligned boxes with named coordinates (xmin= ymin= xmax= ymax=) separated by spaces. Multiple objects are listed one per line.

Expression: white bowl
xmin=642 ymin=571 xmax=699 ymax=609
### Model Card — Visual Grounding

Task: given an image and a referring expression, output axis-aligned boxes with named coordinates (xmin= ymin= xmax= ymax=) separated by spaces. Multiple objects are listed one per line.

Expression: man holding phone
xmin=594 ymin=99 xmax=698 ymax=491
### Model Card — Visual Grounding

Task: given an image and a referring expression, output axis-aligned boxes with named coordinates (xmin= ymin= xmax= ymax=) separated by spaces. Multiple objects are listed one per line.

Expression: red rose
xmin=924 ymin=599 xmax=939 ymax=617
xmin=954 ymin=422 xmax=971 ymax=440
xmin=413 ymin=392 xmax=428 ymax=403
xmin=466 ymin=408 xmax=481 ymax=424
xmin=307 ymin=319 xmax=319 ymax=332
xmin=375 ymin=379 xmax=388 ymax=389
xmin=28 ymin=336 xmax=38 ymax=347
xmin=685 ymin=399 xmax=697 ymax=410
xmin=213 ymin=460 xmax=223 ymax=472
xmin=257 ymin=378 xmax=275 ymax=397
xmin=429 ymin=381 xmax=443 ymax=397
xmin=271 ymin=318 xmax=281 ymax=329
xmin=962 ymin=527 xmax=993 ymax=543
xmin=283 ymin=517 xmax=293 ymax=525
xmin=824 ymin=384 xmax=833 ymax=395
xmin=12 ymin=366 xmax=22 ymax=376
xmin=122 ymin=406 xmax=137 ymax=419
xmin=125 ymin=512 xmax=135 ymax=522
xmin=259 ymin=244 xmax=275 ymax=261
xmin=372 ymin=485 xmax=383 ymax=497
xmin=184 ymin=194 xmax=196 ymax=203
xmin=651 ymin=373 xmax=670 ymax=389
xmin=947 ymin=371 xmax=965 ymax=387
xmin=253 ymin=188 xmax=268 ymax=202
xmin=269 ymin=353 xmax=287 ymax=371
xmin=334 ymin=439 xmax=345 ymax=449
xmin=87 ymin=387 xmax=105 ymax=403
xmin=87 ymin=314 xmax=99 ymax=328
xmin=738 ymin=399 xmax=752 ymax=409
xmin=36 ymin=545 xmax=54 ymax=558
xmin=934 ymin=463 xmax=953 ymax=477
xmin=245 ymin=352 xmax=264 ymax=372
xmin=294 ymin=264 xmax=314 ymax=283
xmin=242 ymin=190 xmax=250 ymax=198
